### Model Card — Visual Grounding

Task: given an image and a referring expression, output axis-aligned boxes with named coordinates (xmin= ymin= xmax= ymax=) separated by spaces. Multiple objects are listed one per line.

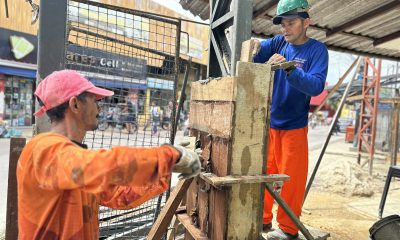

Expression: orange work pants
xmin=263 ymin=127 xmax=308 ymax=235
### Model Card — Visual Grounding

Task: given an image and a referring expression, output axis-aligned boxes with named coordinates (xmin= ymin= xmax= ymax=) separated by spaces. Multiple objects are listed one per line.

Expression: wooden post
xmin=5 ymin=137 xmax=26 ymax=240
xmin=391 ymin=102 xmax=399 ymax=165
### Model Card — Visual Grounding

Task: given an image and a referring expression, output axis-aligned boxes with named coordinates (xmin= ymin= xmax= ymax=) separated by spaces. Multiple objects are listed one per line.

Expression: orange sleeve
xmin=32 ymin=137 xmax=180 ymax=199
xmin=97 ymin=185 xmax=166 ymax=210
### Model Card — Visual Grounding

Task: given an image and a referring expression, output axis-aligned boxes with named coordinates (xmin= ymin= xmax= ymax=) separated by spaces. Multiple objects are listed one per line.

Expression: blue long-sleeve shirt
xmin=254 ymin=35 xmax=329 ymax=130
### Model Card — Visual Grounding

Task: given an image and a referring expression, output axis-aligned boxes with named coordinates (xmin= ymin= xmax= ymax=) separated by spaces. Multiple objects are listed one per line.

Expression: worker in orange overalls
xmin=17 ymin=70 xmax=201 ymax=239
xmin=253 ymin=0 xmax=328 ymax=239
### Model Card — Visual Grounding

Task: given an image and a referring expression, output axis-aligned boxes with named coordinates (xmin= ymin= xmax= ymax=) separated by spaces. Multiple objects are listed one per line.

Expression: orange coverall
xmin=263 ymin=127 xmax=308 ymax=235
xmin=17 ymin=132 xmax=180 ymax=239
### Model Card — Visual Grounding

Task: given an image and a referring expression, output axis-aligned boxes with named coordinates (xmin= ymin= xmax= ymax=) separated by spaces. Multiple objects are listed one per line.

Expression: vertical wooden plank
xmin=226 ymin=62 xmax=273 ymax=239
xmin=230 ymin=62 xmax=272 ymax=175
xmin=197 ymin=179 xmax=209 ymax=233
xmin=6 ymin=137 xmax=26 ymax=240
xmin=185 ymin=178 xmax=199 ymax=225
xmin=211 ymin=137 xmax=230 ymax=177
xmin=240 ymin=39 xmax=257 ymax=62
xmin=209 ymin=188 xmax=228 ymax=240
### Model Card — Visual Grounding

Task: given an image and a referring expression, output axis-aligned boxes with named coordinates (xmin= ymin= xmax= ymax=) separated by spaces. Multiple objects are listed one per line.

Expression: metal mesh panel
xmin=65 ymin=1 xmax=180 ymax=238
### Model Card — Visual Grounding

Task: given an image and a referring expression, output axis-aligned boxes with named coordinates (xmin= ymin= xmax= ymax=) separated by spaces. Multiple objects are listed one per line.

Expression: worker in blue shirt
xmin=253 ymin=0 xmax=328 ymax=239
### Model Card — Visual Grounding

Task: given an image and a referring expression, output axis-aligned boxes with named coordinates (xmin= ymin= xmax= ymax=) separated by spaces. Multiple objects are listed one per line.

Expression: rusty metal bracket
xmin=265 ymin=183 xmax=315 ymax=240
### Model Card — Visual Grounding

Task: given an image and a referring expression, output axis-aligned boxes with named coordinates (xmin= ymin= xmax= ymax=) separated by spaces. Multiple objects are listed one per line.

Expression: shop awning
xmin=90 ymin=78 xmax=147 ymax=90
xmin=0 ymin=66 xmax=36 ymax=79
xmin=147 ymin=77 xmax=174 ymax=90
xmin=310 ymin=89 xmax=328 ymax=106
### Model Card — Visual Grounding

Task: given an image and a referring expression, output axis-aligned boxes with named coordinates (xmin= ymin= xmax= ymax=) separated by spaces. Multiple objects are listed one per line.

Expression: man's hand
xmin=172 ymin=143 xmax=201 ymax=179
xmin=267 ymin=53 xmax=286 ymax=65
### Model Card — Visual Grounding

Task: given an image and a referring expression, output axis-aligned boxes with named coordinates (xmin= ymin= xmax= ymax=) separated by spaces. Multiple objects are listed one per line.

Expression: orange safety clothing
xmin=17 ymin=132 xmax=180 ymax=240
xmin=263 ymin=127 xmax=308 ymax=235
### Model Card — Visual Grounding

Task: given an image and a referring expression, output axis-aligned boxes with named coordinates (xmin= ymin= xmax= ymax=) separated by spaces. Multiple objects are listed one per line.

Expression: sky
xmin=152 ymin=0 xmax=400 ymax=87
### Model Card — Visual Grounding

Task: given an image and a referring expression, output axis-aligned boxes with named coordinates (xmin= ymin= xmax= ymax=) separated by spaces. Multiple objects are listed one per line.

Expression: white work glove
xmin=171 ymin=142 xmax=202 ymax=179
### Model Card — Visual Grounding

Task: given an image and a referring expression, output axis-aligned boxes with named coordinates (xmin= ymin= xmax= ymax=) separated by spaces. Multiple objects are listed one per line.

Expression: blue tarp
xmin=0 ymin=66 xmax=36 ymax=78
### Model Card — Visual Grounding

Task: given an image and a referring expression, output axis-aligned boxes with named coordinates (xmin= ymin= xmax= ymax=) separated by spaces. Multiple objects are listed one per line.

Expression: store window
xmin=4 ymin=76 xmax=34 ymax=126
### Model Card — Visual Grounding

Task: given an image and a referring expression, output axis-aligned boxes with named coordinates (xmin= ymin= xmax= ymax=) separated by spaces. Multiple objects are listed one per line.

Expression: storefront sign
xmin=10 ymin=36 xmax=35 ymax=60
xmin=66 ymin=45 xmax=147 ymax=79
xmin=0 ymin=28 xmax=37 ymax=64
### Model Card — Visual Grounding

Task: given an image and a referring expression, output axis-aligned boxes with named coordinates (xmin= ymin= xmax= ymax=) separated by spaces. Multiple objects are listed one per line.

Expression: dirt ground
xmin=298 ymin=140 xmax=400 ymax=240
xmin=302 ymin=191 xmax=376 ymax=239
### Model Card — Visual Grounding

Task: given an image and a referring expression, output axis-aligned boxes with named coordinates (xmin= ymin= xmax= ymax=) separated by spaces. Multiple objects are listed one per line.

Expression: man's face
xmin=80 ymin=93 xmax=100 ymax=131
xmin=280 ymin=17 xmax=309 ymax=44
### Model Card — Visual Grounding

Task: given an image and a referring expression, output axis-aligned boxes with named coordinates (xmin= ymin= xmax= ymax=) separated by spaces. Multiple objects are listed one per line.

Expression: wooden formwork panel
xmin=185 ymin=62 xmax=274 ymax=239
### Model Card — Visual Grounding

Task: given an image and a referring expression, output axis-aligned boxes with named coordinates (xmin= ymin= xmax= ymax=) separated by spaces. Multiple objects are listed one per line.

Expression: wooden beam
xmin=230 ymin=62 xmax=273 ymax=175
xmin=199 ymin=173 xmax=289 ymax=187
xmin=6 ymin=137 xmax=26 ymax=240
xmin=374 ymin=31 xmax=400 ymax=46
xmin=260 ymin=14 xmax=374 ymax=42
xmin=147 ymin=178 xmax=194 ymax=240
xmin=346 ymin=95 xmax=364 ymax=102
xmin=326 ymin=1 xmax=400 ymax=37
xmin=347 ymin=97 xmax=400 ymax=103
xmin=380 ymin=98 xmax=400 ymax=104
xmin=252 ymin=0 xmax=279 ymax=19
xmin=176 ymin=214 xmax=209 ymax=240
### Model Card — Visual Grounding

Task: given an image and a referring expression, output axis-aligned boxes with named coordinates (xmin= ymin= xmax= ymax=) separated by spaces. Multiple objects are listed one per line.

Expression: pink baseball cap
xmin=34 ymin=70 xmax=114 ymax=116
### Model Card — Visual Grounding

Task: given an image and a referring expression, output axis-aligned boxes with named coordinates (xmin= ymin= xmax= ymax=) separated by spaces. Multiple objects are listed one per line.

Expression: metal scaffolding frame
xmin=357 ymin=57 xmax=382 ymax=175
xmin=207 ymin=0 xmax=253 ymax=78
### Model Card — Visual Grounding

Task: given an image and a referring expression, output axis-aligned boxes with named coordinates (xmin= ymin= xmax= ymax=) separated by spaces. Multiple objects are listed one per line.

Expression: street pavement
xmin=0 ymin=125 xmax=341 ymax=235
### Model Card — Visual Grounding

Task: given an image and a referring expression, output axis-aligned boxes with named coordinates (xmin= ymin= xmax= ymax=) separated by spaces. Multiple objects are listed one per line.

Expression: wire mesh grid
xmin=65 ymin=0 xmax=181 ymax=238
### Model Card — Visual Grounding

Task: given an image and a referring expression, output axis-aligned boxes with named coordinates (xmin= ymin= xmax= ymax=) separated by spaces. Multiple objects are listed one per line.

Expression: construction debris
xmin=317 ymin=159 xmax=373 ymax=197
